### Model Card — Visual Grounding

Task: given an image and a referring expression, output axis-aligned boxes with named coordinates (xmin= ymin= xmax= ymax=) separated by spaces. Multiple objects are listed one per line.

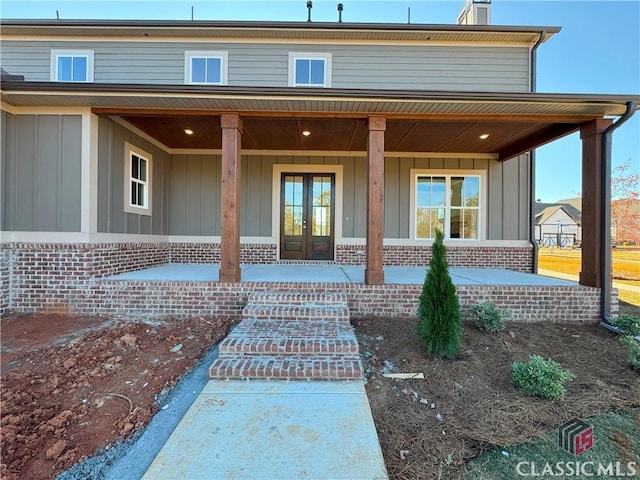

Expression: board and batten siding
xmin=1 ymin=41 xmax=530 ymax=92
xmin=165 ymin=153 xmax=530 ymax=241
xmin=97 ymin=117 xmax=169 ymax=235
xmin=1 ymin=111 xmax=82 ymax=232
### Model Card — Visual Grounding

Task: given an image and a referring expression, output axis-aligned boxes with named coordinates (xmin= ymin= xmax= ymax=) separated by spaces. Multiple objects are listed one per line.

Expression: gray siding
xmin=166 ymin=153 xmax=529 ymax=240
xmin=97 ymin=117 xmax=169 ymax=234
xmin=1 ymin=112 xmax=82 ymax=232
xmin=1 ymin=41 xmax=529 ymax=92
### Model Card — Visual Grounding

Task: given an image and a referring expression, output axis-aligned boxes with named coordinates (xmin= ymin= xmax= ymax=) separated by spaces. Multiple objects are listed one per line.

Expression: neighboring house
xmin=1 ymin=1 xmax=638 ymax=315
xmin=534 ymin=202 xmax=582 ymax=247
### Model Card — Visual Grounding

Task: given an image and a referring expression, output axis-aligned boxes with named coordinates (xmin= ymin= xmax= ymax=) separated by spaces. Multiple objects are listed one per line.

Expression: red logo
xmin=559 ymin=419 xmax=594 ymax=455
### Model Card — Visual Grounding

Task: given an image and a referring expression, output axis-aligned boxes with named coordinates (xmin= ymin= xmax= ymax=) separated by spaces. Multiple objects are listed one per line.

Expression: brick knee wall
xmin=169 ymin=243 xmax=277 ymax=264
xmin=336 ymin=245 xmax=533 ymax=272
xmin=1 ymin=243 xmax=169 ymax=315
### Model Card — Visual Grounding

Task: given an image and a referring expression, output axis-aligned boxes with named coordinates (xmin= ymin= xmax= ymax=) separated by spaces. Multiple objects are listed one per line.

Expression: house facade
xmin=534 ymin=203 xmax=582 ymax=247
xmin=1 ymin=5 xmax=637 ymax=316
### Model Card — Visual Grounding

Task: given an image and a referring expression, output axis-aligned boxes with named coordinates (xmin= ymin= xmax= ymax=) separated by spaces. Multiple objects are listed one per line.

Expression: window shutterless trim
xmin=50 ymin=49 xmax=94 ymax=82
xmin=184 ymin=50 xmax=228 ymax=85
xmin=410 ymin=169 xmax=486 ymax=241
xmin=123 ymin=142 xmax=153 ymax=216
xmin=288 ymin=52 xmax=332 ymax=88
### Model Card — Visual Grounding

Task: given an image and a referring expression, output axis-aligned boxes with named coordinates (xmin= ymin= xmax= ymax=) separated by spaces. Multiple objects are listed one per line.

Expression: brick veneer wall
xmin=1 ymin=243 xmax=169 ymax=314
xmin=0 ymin=247 xmax=10 ymax=316
xmin=169 ymin=243 xmax=277 ymax=264
xmin=337 ymin=245 xmax=533 ymax=272
xmin=1 ymin=242 xmax=606 ymax=323
xmin=66 ymin=281 xmax=607 ymax=323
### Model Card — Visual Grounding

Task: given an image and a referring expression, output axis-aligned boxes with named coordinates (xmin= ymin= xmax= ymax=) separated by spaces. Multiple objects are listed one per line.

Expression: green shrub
xmin=417 ymin=229 xmax=461 ymax=358
xmin=512 ymin=355 xmax=575 ymax=399
xmin=471 ymin=301 xmax=510 ymax=332
xmin=611 ymin=314 xmax=640 ymax=337
xmin=621 ymin=336 xmax=640 ymax=369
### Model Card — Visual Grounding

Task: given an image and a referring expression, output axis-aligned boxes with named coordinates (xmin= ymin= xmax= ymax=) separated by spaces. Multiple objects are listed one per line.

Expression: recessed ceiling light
xmin=479 ymin=133 xmax=490 ymax=140
xmin=184 ymin=129 xmax=194 ymax=135
xmin=302 ymin=130 xmax=311 ymax=137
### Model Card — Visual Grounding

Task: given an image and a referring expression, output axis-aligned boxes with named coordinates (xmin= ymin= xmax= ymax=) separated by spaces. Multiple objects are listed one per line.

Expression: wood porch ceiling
xmin=119 ymin=114 xmax=581 ymax=160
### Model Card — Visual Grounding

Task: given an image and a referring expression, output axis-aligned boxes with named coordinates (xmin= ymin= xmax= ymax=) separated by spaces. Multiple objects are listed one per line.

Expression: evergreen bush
xmin=621 ymin=336 xmax=640 ymax=369
xmin=611 ymin=314 xmax=640 ymax=337
xmin=417 ymin=229 xmax=461 ymax=358
xmin=512 ymin=355 xmax=575 ymax=399
xmin=471 ymin=301 xmax=510 ymax=332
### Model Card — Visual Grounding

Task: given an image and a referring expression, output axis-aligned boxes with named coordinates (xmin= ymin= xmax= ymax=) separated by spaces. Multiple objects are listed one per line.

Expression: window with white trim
xmin=184 ymin=51 xmax=228 ymax=85
xmin=50 ymin=49 xmax=94 ymax=82
xmin=413 ymin=172 xmax=482 ymax=240
xmin=288 ymin=52 xmax=332 ymax=87
xmin=124 ymin=143 xmax=152 ymax=216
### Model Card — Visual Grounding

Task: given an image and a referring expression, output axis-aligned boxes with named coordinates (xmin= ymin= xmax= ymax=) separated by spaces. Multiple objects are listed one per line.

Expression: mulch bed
xmin=355 ymin=309 xmax=639 ymax=479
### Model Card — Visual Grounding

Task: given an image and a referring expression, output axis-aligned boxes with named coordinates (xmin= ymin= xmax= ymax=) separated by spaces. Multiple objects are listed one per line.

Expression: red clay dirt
xmin=0 ymin=313 xmax=233 ymax=480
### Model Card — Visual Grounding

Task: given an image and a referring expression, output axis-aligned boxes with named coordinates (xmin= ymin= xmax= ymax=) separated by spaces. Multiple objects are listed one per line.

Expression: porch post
xmin=579 ymin=118 xmax=612 ymax=287
xmin=365 ymin=116 xmax=386 ymax=285
xmin=219 ymin=113 xmax=243 ymax=283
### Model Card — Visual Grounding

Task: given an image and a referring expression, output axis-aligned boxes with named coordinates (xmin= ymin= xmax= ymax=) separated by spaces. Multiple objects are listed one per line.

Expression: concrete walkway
xmin=142 ymin=291 xmax=388 ymax=480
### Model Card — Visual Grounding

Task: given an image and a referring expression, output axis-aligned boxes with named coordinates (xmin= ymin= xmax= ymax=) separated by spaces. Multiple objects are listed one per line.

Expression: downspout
xmin=599 ymin=101 xmax=637 ymax=331
xmin=529 ymin=30 xmax=546 ymax=273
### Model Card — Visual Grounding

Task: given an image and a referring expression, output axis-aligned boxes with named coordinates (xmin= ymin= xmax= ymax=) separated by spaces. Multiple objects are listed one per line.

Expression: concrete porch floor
xmin=105 ymin=263 xmax=577 ymax=286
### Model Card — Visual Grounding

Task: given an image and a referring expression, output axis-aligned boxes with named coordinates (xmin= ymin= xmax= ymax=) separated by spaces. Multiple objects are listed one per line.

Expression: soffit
xmin=0 ymin=20 xmax=559 ymax=43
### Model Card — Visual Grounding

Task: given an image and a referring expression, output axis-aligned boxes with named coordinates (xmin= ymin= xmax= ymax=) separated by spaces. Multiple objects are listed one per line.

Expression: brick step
xmin=242 ymin=304 xmax=349 ymax=322
xmin=209 ymin=355 xmax=364 ymax=381
xmin=247 ymin=291 xmax=348 ymax=307
xmin=230 ymin=319 xmax=356 ymax=338
xmin=219 ymin=336 xmax=359 ymax=356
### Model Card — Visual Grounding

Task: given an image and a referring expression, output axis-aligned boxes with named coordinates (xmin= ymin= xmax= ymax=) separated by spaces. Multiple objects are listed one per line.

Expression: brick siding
xmin=1 ymin=242 xmax=607 ymax=322
xmin=337 ymin=245 xmax=533 ymax=272
xmin=169 ymin=243 xmax=277 ymax=264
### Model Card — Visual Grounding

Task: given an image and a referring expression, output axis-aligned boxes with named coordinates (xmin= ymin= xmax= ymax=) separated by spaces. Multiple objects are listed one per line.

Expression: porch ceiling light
xmin=184 ymin=128 xmax=194 ymax=135
xmin=302 ymin=130 xmax=311 ymax=136
xmin=479 ymin=133 xmax=490 ymax=139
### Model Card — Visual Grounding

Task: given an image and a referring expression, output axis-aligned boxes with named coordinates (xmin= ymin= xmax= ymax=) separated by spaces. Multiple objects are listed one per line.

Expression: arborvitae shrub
xmin=417 ymin=229 xmax=461 ymax=358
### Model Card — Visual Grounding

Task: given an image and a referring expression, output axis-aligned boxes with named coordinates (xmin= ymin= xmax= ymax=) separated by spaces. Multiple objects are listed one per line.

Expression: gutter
xmin=529 ymin=30 xmax=546 ymax=273
xmin=599 ymin=100 xmax=637 ymax=331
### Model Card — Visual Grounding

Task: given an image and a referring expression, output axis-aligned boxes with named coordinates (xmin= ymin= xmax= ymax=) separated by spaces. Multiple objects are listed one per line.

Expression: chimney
xmin=457 ymin=0 xmax=491 ymax=25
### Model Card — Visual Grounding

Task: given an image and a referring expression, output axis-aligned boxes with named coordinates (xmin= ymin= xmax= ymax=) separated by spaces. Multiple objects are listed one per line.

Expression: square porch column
xmin=219 ymin=113 xmax=243 ymax=283
xmin=365 ymin=116 xmax=386 ymax=285
xmin=579 ymin=118 xmax=612 ymax=287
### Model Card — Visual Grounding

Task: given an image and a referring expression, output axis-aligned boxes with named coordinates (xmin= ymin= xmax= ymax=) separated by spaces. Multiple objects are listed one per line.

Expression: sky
xmin=1 ymin=0 xmax=638 ymax=203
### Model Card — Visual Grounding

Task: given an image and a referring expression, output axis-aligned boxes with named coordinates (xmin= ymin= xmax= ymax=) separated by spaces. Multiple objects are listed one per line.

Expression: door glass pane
xmin=312 ymin=176 xmax=332 ymax=236
xmin=284 ymin=176 xmax=304 ymax=236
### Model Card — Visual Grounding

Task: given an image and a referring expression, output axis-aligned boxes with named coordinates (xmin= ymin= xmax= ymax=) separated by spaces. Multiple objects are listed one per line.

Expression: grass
xmin=462 ymin=410 xmax=640 ymax=480
xmin=538 ymin=249 xmax=640 ymax=306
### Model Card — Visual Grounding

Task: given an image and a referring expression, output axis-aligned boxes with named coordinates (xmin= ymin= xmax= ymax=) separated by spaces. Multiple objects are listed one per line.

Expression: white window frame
xmin=410 ymin=169 xmax=486 ymax=241
xmin=184 ymin=51 xmax=228 ymax=85
xmin=50 ymin=49 xmax=94 ymax=82
xmin=124 ymin=143 xmax=153 ymax=216
xmin=288 ymin=52 xmax=332 ymax=87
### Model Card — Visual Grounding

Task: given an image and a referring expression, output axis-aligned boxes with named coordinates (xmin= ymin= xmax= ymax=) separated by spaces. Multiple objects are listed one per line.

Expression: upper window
xmin=184 ymin=51 xmax=228 ymax=85
xmin=412 ymin=171 xmax=483 ymax=240
xmin=50 ymin=49 xmax=94 ymax=82
xmin=124 ymin=143 xmax=152 ymax=216
xmin=288 ymin=52 xmax=332 ymax=87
